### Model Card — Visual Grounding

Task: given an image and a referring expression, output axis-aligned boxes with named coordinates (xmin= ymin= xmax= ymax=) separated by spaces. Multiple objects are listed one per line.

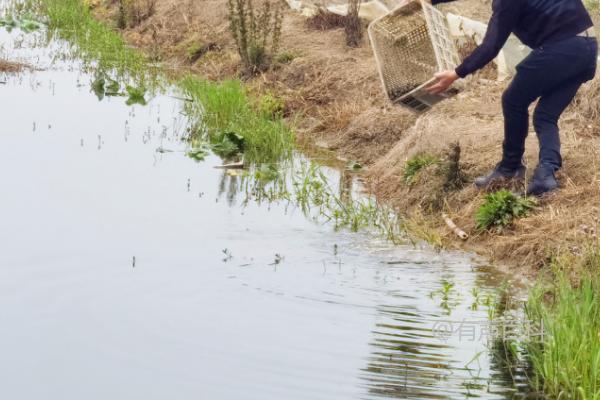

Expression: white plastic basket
xmin=368 ymin=0 xmax=460 ymax=112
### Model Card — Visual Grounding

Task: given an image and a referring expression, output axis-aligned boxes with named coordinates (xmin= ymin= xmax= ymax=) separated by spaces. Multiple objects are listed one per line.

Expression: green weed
xmin=527 ymin=270 xmax=600 ymax=399
xmin=180 ymin=75 xmax=293 ymax=164
xmin=187 ymin=146 xmax=210 ymax=162
xmin=475 ymin=190 xmax=536 ymax=232
xmin=22 ymin=0 xmax=293 ymax=164
xmin=274 ymin=50 xmax=297 ymax=64
xmin=254 ymin=164 xmax=279 ymax=182
xmin=258 ymin=93 xmax=285 ymax=120
xmin=290 ymin=162 xmax=405 ymax=241
xmin=0 ymin=16 xmax=41 ymax=32
xmin=403 ymin=154 xmax=439 ymax=184
xmin=25 ymin=0 xmax=152 ymax=83
xmin=125 ymin=85 xmax=147 ymax=105
xmin=227 ymin=0 xmax=283 ymax=73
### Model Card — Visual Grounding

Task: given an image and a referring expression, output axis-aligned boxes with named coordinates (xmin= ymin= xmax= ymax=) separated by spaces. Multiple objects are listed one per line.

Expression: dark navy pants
xmin=500 ymin=36 xmax=598 ymax=171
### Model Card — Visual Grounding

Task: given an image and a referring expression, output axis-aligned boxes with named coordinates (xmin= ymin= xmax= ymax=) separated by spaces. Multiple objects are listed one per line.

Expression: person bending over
xmin=426 ymin=0 xmax=598 ymax=196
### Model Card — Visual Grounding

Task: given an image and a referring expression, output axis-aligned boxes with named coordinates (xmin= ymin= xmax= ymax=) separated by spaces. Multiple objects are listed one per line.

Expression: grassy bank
xmin=180 ymin=76 xmax=293 ymax=164
xmin=526 ymin=252 xmax=600 ymax=399
xmin=17 ymin=0 xmax=147 ymax=77
xmin=20 ymin=0 xmax=294 ymax=164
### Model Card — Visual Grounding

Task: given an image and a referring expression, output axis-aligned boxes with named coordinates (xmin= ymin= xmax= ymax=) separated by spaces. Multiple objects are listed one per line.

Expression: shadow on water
xmin=0 ymin=6 xmax=539 ymax=400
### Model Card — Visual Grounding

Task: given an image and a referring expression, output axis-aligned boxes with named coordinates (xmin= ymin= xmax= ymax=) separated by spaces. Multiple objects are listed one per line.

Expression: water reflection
xmin=360 ymin=265 xmax=532 ymax=399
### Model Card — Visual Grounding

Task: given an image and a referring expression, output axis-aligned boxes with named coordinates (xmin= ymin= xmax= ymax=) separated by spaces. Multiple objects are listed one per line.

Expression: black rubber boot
xmin=474 ymin=163 xmax=526 ymax=189
xmin=527 ymin=164 xmax=558 ymax=196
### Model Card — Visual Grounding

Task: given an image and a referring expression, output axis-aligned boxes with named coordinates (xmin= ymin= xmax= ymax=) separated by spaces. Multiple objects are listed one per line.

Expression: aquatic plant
xmin=290 ymin=162 xmax=405 ymax=242
xmin=180 ymin=76 xmax=293 ymax=164
xmin=475 ymin=190 xmax=536 ymax=232
xmin=187 ymin=146 xmax=209 ymax=162
xmin=90 ymin=74 xmax=117 ymax=100
xmin=254 ymin=164 xmax=279 ymax=182
xmin=0 ymin=16 xmax=41 ymax=32
xmin=125 ymin=85 xmax=147 ymax=105
xmin=27 ymin=0 xmax=152 ymax=83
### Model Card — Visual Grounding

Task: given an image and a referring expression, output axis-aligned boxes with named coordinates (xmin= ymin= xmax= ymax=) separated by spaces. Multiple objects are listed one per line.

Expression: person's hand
xmin=426 ymin=70 xmax=459 ymax=94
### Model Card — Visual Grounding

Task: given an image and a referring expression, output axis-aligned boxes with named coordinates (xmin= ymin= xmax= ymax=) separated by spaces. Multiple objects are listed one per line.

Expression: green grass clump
xmin=475 ymin=189 xmax=536 ymax=231
xmin=179 ymin=76 xmax=293 ymax=164
xmin=585 ymin=0 xmax=600 ymax=10
xmin=258 ymin=93 xmax=285 ymax=120
xmin=403 ymin=154 xmax=439 ymax=184
xmin=274 ymin=50 xmax=297 ymax=64
xmin=527 ymin=270 xmax=600 ymax=399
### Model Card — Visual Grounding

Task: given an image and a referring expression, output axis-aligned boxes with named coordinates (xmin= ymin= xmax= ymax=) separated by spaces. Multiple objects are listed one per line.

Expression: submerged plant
xmin=475 ymin=190 xmax=536 ymax=232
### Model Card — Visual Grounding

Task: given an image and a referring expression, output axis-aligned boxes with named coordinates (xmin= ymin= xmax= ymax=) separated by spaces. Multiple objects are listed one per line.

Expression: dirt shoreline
xmin=91 ymin=0 xmax=600 ymax=278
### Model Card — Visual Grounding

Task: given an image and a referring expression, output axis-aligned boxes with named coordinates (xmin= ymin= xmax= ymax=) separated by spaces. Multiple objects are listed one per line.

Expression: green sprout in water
xmin=254 ymin=164 xmax=279 ymax=182
xmin=187 ymin=146 xmax=210 ymax=162
xmin=0 ymin=16 xmax=42 ymax=32
xmin=125 ymin=85 xmax=147 ymax=106
xmin=91 ymin=74 xmax=121 ymax=100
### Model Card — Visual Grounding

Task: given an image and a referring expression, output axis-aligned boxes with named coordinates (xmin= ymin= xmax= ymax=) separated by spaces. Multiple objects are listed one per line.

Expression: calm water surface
xmin=0 ymin=23 xmax=530 ymax=399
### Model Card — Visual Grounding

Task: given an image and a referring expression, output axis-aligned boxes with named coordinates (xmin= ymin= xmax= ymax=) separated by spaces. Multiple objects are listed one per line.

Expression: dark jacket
xmin=432 ymin=0 xmax=594 ymax=77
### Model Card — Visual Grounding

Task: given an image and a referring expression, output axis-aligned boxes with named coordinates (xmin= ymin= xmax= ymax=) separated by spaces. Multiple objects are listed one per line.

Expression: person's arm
xmin=427 ymin=0 xmax=522 ymax=93
xmin=455 ymin=0 xmax=522 ymax=77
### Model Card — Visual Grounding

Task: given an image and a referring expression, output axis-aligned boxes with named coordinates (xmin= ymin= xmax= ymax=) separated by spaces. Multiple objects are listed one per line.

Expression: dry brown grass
xmin=305 ymin=8 xmax=346 ymax=31
xmin=365 ymin=73 xmax=600 ymax=274
xmin=0 ymin=59 xmax=28 ymax=73
xmin=572 ymin=73 xmax=600 ymax=122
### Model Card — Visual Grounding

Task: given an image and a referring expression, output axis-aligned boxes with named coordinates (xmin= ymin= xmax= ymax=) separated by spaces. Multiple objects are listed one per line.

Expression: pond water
xmin=0 ymin=21 xmax=532 ymax=400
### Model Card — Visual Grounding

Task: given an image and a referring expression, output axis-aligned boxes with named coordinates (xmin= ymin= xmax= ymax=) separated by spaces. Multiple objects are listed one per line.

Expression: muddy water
xmin=0 ymin=26 xmax=530 ymax=399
